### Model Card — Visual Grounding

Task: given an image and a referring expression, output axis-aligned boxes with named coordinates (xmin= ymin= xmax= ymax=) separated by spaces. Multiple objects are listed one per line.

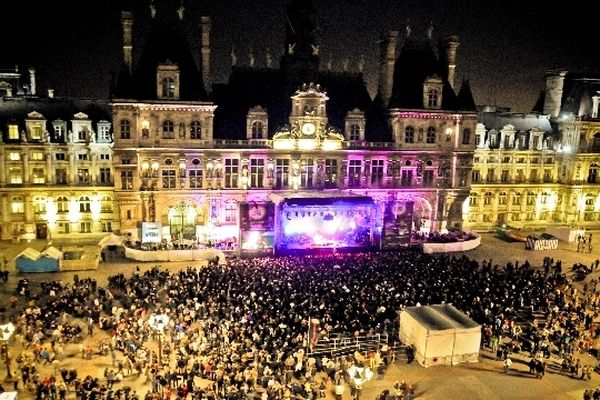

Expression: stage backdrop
xmin=381 ymin=201 xmax=414 ymax=249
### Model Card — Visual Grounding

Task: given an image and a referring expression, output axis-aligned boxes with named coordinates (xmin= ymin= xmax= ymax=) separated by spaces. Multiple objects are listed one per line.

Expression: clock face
xmin=301 ymin=122 xmax=316 ymax=135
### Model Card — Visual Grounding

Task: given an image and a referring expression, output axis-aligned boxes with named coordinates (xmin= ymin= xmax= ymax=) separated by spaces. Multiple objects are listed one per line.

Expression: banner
xmin=381 ymin=201 xmax=414 ymax=249
xmin=141 ymin=222 xmax=162 ymax=243
xmin=240 ymin=201 xmax=275 ymax=231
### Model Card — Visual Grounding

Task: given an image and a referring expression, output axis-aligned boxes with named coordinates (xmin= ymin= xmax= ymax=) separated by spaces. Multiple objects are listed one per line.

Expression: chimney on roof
xmin=200 ymin=16 xmax=211 ymax=94
xmin=28 ymin=68 xmax=36 ymax=96
xmin=439 ymin=35 xmax=460 ymax=90
xmin=378 ymin=30 xmax=398 ymax=108
xmin=121 ymin=11 xmax=133 ymax=74
xmin=543 ymin=70 xmax=567 ymax=117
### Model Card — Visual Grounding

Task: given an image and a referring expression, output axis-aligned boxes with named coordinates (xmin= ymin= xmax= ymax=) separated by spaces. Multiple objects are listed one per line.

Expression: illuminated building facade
xmin=466 ymin=72 xmax=600 ymax=230
xmin=0 ymin=67 xmax=115 ymax=241
xmin=108 ymin=1 xmax=476 ymax=253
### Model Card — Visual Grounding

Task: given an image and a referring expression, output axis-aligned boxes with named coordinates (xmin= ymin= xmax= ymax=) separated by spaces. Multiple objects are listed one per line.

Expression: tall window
xmin=250 ymin=158 xmax=264 ymax=188
xmin=371 ymin=159 xmax=384 ymax=187
xmin=99 ymin=124 xmax=111 ymax=141
xmin=57 ymin=196 xmax=69 ymax=213
xmin=324 ymin=159 xmax=337 ymax=188
xmin=189 ymin=170 xmax=203 ymax=189
xmin=78 ymin=128 xmax=88 ymax=142
xmin=348 ymin=160 xmax=362 ymax=188
xmin=120 ymin=119 xmax=131 ymax=139
xmin=426 ymin=127 xmax=436 ymax=143
xmin=162 ymin=120 xmax=174 ymax=139
xmin=9 ymin=167 xmax=22 ymax=184
xmin=224 ymin=158 xmax=239 ymax=188
xmin=161 ymin=77 xmax=175 ymax=98
xmin=33 ymin=196 xmax=46 ymax=214
xmin=588 ymin=163 xmax=599 ymax=183
xmin=427 ymin=89 xmax=439 ymax=107
xmin=32 ymin=168 xmax=45 ymax=184
xmin=401 ymin=170 xmax=413 ymax=186
xmin=54 ymin=124 xmax=65 ymax=141
xmin=190 ymin=120 xmax=202 ymax=139
xmin=471 ymin=169 xmax=480 ymax=183
xmin=8 ymin=123 xmax=19 ymax=140
xmin=30 ymin=125 xmax=43 ymax=140
xmin=224 ymin=202 xmax=237 ymax=224
xmin=80 ymin=221 xmax=92 ymax=233
xmin=500 ymin=170 xmax=509 ymax=183
xmin=79 ymin=196 xmax=91 ymax=212
xmin=275 ymin=159 xmax=289 ymax=189
xmin=251 ymin=121 xmax=264 ymax=139
xmin=423 ymin=170 xmax=434 ymax=187
xmin=349 ymin=124 xmax=360 ymax=141
xmin=101 ymin=196 xmax=113 ymax=212
xmin=484 ymin=192 xmax=493 ymax=205
xmin=162 ymin=170 xmax=176 ymax=188
xmin=404 ymin=126 xmax=414 ymax=143
xmin=11 ymin=196 xmax=25 ymax=214
xmin=120 ymin=170 xmax=133 ymax=190
xmin=462 ymin=128 xmax=471 ymax=145
xmin=486 ymin=168 xmax=495 ymax=183
xmin=78 ymin=168 xmax=90 ymax=184
xmin=301 ymin=159 xmax=315 ymax=188
xmin=99 ymin=168 xmax=112 ymax=185
xmin=512 ymin=193 xmax=521 ymax=205
xmin=56 ymin=169 xmax=68 ymax=184
xmin=469 ymin=193 xmax=478 ymax=206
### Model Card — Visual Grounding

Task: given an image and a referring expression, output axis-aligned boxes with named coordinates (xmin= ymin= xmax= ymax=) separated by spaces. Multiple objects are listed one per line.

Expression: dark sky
xmin=3 ymin=0 xmax=598 ymax=113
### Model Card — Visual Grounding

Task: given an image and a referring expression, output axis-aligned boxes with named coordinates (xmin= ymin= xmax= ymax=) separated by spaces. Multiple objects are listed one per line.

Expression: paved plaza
xmin=0 ymin=231 xmax=599 ymax=399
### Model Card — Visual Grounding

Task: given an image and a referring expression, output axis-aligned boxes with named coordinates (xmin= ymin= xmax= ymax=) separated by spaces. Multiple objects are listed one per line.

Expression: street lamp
xmin=0 ymin=322 xmax=15 ymax=382
xmin=148 ymin=314 xmax=169 ymax=367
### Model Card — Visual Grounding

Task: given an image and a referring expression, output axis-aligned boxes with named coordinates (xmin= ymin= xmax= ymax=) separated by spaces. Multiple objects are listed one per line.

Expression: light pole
xmin=148 ymin=314 xmax=169 ymax=367
xmin=0 ymin=322 xmax=15 ymax=382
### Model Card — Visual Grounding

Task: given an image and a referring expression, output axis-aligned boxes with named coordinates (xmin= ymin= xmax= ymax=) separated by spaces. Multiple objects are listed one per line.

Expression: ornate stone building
xmin=0 ymin=67 xmax=115 ymax=241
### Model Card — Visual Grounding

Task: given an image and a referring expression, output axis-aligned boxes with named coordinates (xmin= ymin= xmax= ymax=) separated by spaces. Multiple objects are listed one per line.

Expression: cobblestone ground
xmin=0 ymin=231 xmax=599 ymax=399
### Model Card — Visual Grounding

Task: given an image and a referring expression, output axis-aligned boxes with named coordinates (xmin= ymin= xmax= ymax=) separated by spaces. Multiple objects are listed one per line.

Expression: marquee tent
xmin=14 ymin=246 xmax=63 ymax=273
xmin=399 ymin=304 xmax=481 ymax=367
xmin=98 ymin=233 xmax=126 ymax=249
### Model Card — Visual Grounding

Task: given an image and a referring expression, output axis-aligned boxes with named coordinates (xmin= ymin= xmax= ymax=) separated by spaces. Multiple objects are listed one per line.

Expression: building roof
xmin=478 ymin=109 xmax=552 ymax=132
xmin=402 ymin=303 xmax=480 ymax=331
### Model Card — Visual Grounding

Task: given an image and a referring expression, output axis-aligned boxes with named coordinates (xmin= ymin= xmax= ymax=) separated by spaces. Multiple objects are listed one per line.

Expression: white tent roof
xmin=42 ymin=246 xmax=64 ymax=260
xmin=14 ymin=247 xmax=41 ymax=261
xmin=402 ymin=304 xmax=480 ymax=332
xmin=98 ymin=233 xmax=125 ymax=248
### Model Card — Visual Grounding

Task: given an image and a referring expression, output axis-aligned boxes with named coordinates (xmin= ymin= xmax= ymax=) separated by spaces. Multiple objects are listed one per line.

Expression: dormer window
xmin=252 ymin=121 xmax=264 ymax=139
xmin=344 ymin=108 xmax=365 ymax=142
xmin=190 ymin=120 xmax=202 ymax=139
xmin=156 ymin=61 xmax=180 ymax=100
xmin=246 ymin=105 xmax=269 ymax=139
xmin=8 ymin=123 xmax=19 ymax=140
xmin=162 ymin=78 xmax=175 ymax=98
xmin=423 ymin=76 xmax=443 ymax=110
xmin=427 ymin=89 xmax=439 ymax=108
xmin=349 ymin=124 xmax=360 ymax=141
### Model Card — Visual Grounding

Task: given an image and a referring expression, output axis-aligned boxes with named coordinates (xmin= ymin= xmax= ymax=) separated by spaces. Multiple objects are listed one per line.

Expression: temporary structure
xmin=14 ymin=247 xmax=63 ymax=273
xmin=399 ymin=304 xmax=481 ymax=367
xmin=98 ymin=233 xmax=125 ymax=249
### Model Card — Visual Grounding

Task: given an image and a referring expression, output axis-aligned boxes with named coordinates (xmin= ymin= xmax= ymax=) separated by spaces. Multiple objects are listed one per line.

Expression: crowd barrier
xmin=422 ymin=236 xmax=481 ymax=254
xmin=125 ymin=247 xmax=227 ymax=264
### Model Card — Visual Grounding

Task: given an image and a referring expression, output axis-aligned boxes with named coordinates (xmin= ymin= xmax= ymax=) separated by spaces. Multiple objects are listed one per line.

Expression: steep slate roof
xmin=559 ymin=72 xmax=600 ymax=116
xmin=113 ymin=2 xmax=206 ymax=101
xmin=0 ymin=97 xmax=111 ymax=143
xmin=478 ymin=110 xmax=552 ymax=132
xmin=388 ymin=31 xmax=471 ymax=111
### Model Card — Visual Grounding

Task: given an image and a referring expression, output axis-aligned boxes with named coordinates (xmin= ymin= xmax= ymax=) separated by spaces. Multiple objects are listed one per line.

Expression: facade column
xmin=0 ymin=154 xmax=5 ymax=184
xmin=1 ymin=194 xmax=9 ymax=222
xmin=91 ymin=152 xmax=98 ymax=185
xmin=24 ymin=194 xmax=34 ymax=223
xmin=45 ymin=150 xmax=53 ymax=183
xmin=68 ymin=150 xmax=76 ymax=184
xmin=22 ymin=153 xmax=30 ymax=183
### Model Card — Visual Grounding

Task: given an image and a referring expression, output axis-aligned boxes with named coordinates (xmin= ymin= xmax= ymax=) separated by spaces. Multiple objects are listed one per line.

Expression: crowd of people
xmin=0 ymin=249 xmax=598 ymax=399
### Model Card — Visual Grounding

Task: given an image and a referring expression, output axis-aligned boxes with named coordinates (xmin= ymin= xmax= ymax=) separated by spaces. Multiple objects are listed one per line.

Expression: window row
xmin=119 ymin=119 xmax=203 ymax=140
xmin=9 ymin=195 xmax=113 ymax=214
xmin=6 ymin=168 xmax=112 ymax=185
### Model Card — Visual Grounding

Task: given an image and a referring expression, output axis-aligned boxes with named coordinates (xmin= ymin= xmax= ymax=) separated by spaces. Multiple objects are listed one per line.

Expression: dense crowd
xmin=1 ymin=250 xmax=598 ymax=399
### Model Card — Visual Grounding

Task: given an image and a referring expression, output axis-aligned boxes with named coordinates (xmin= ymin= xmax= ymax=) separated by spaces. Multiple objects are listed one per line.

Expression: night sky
xmin=3 ymin=0 xmax=598 ymax=113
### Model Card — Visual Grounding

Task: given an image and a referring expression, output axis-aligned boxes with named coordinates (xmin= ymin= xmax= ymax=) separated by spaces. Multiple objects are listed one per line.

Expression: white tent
xmin=399 ymin=304 xmax=481 ymax=367
xmin=98 ymin=233 xmax=125 ymax=249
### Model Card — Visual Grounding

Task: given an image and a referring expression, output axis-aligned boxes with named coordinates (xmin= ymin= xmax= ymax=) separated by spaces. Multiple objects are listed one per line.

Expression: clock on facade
xmin=301 ymin=122 xmax=316 ymax=135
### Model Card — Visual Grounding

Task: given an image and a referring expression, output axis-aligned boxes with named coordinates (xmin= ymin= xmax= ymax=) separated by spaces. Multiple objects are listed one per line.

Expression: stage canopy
xmin=399 ymin=304 xmax=481 ymax=367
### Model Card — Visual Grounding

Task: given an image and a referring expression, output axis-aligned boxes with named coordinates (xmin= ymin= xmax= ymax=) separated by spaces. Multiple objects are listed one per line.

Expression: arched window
xmin=190 ymin=120 xmax=202 ymax=139
xmin=427 ymin=89 xmax=439 ymax=108
xmin=349 ymin=124 xmax=360 ymax=141
xmin=33 ymin=196 xmax=47 ymax=214
xmin=101 ymin=195 xmax=113 ymax=212
xmin=161 ymin=77 xmax=175 ymax=98
xmin=162 ymin=120 xmax=174 ymax=139
xmin=592 ymin=132 xmax=600 ymax=152
xmin=483 ymin=192 xmax=493 ymax=205
xmin=426 ymin=127 xmax=436 ymax=143
xmin=462 ymin=128 xmax=471 ymax=145
xmin=11 ymin=196 xmax=25 ymax=214
xmin=469 ymin=193 xmax=478 ymax=206
xmin=120 ymin=119 xmax=131 ymax=139
xmin=57 ymin=196 xmax=69 ymax=213
xmin=404 ymin=126 xmax=414 ymax=143
xmin=79 ymin=196 xmax=91 ymax=212
xmin=251 ymin=121 xmax=264 ymax=139
xmin=588 ymin=163 xmax=599 ymax=184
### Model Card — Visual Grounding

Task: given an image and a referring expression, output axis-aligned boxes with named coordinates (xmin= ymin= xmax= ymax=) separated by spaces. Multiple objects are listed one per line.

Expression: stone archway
xmin=162 ymin=201 xmax=205 ymax=240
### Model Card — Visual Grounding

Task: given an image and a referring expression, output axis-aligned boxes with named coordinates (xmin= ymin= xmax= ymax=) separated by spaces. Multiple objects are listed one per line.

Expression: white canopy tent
xmin=399 ymin=304 xmax=481 ymax=367
xmin=98 ymin=233 xmax=126 ymax=249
